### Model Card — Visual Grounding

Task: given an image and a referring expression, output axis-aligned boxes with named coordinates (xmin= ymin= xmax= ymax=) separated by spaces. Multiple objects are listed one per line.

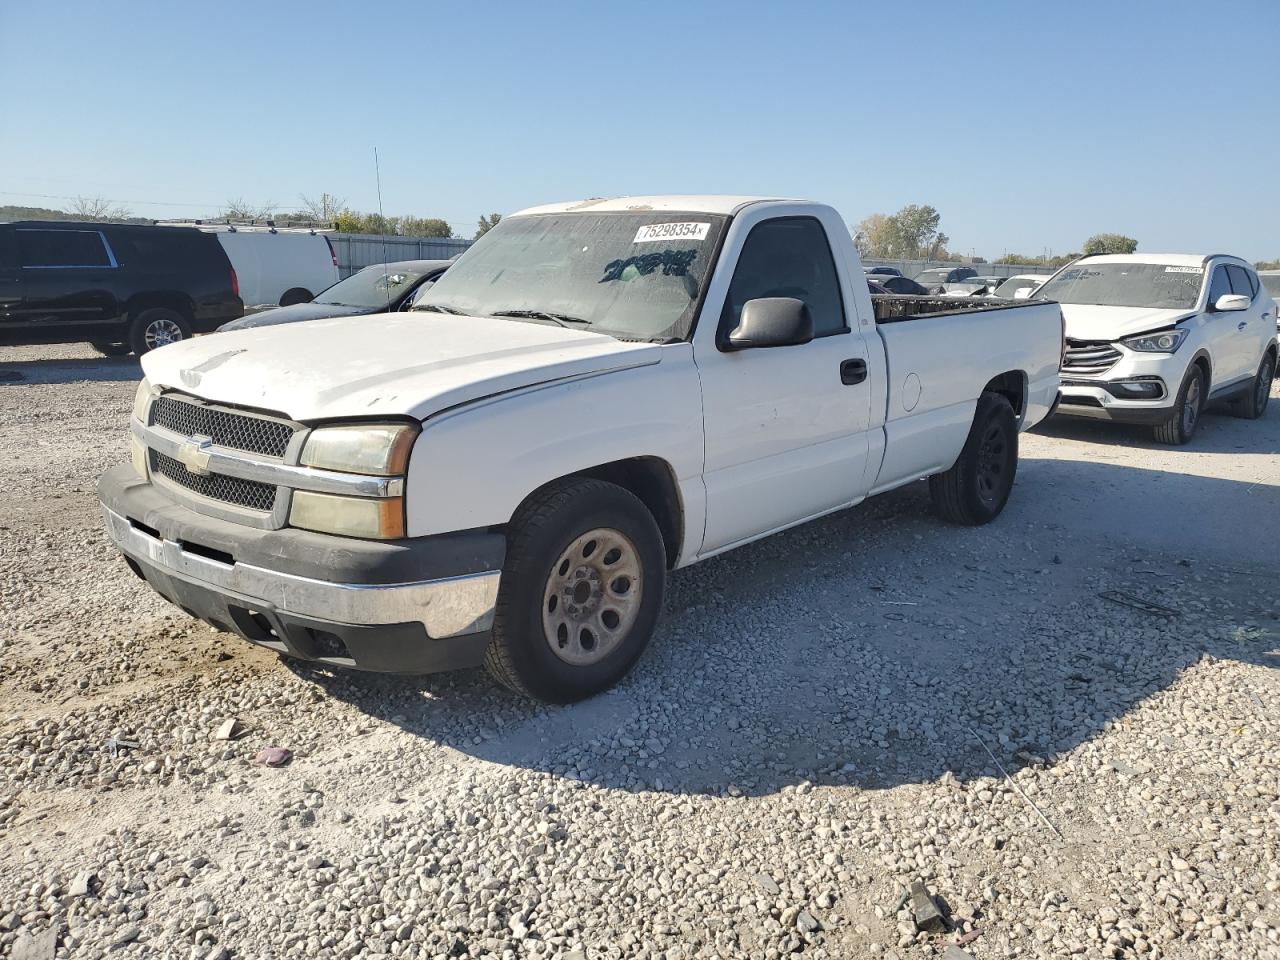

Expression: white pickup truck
xmin=98 ymin=196 xmax=1061 ymax=702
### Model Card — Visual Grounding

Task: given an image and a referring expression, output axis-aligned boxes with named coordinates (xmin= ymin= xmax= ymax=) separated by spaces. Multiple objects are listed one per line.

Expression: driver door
xmin=693 ymin=212 xmax=873 ymax=555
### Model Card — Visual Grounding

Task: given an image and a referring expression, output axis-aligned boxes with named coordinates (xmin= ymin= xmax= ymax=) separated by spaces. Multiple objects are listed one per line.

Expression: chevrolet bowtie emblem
xmin=177 ymin=435 xmax=214 ymax=476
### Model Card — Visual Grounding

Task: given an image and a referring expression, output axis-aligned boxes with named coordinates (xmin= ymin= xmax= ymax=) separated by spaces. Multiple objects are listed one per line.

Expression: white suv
xmin=1038 ymin=254 xmax=1277 ymax=444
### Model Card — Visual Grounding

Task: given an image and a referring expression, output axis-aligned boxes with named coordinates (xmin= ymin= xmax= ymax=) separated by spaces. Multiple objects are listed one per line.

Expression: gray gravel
xmin=2 ymin=342 xmax=1279 ymax=960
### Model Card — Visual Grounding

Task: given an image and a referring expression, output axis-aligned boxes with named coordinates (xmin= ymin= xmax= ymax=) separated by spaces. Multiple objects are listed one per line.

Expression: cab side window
xmin=1207 ymin=266 xmax=1231 ymax=306
xmin=1226 ymin=265 xmax=1256 ymax=300
xmin=719 ymin=218 xmax=846 ymax=340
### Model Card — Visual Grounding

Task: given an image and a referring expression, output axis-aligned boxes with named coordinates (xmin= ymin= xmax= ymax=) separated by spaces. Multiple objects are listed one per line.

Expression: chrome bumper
xmin=102 ymin=506 xmax=499 ymax=639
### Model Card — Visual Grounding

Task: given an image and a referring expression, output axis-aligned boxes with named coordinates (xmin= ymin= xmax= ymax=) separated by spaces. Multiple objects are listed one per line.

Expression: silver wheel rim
xmin=1182 ymin=375 xmax=1201 ymax=435
xmin=145 ymin=317 xmax=184 ymax=349
xmin=542 ymin=527 xmax=642 ymax=666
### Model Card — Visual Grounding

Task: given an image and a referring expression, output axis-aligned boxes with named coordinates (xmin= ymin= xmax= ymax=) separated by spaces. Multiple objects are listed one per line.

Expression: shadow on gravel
xmin=300 ymin=463 xmax=1280 ymax=800
xmin=0 ymin=355 xmax=141 ymax=384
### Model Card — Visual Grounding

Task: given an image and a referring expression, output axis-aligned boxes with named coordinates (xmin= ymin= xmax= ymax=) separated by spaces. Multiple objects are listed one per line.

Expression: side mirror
xmin=726 ymin=297 xmax=814 ymax=350
xmin=1213 ymin=294 xmax=1250 ymax=312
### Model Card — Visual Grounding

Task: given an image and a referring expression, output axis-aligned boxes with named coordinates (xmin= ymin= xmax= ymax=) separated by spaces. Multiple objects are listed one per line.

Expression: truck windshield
xmin=1035 ymin=263 xmax=1203 ymax=309
xmin=315 ymin=267 xmax=429 ymax=308
xmin=412 ymin=212 xmax=728 ymax=341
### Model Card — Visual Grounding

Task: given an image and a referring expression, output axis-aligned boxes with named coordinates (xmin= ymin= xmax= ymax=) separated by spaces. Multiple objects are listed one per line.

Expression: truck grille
xmin=151 ymin=394 xmax=296 ymax=457
xmin=151 ymin=452 xmax=277 ymax=512
xmin=1062 ymin=340 xmax=1122 ymax=377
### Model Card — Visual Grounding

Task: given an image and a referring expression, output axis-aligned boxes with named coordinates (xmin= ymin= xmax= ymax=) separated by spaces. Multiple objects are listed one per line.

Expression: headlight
xmin=1122 ymin=329 xmax=1187 ymax=353
xmin=299 ymin=423 xmax=417 ymax=476
xmin=289 ymin=491 xmax=405 ymax=539
xmin=132 ymin=378 xmax=153 ymax=422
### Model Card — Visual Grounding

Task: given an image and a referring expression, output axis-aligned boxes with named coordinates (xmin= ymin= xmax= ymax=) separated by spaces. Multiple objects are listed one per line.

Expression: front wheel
xmin=1230 ymin=351 xmax=1275 ymax=420
xmin=1153 ymin=365 xmax=1205 ymax=445
xmin=929 ymin=392 xmax=1018 ymax=525
xmin=485 ymin=478 xmax=666 ymax=703
xmin=128 ymin=308 xmax=192 ymax=355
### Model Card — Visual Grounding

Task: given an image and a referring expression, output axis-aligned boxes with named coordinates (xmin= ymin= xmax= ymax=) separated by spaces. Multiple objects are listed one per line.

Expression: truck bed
xmin=871 ymin=294 xmax=1052 ymax=323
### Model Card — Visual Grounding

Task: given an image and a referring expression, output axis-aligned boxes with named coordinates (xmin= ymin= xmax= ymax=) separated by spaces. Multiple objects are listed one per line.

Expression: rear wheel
xmin=929 ymin=392 xmax=1018 ymax=525
xmin=485 ymin=478 xmax=666 ymax=703
xmin=89 ymin=341 xmax=132 ymax=357
xmin=1230 ymin=351 xmax=1275 ymax=420
xmin=128 ymin=308 xmax=191 ymax=355
xmin=1153 ymin=365 xmax=1205 ymax=444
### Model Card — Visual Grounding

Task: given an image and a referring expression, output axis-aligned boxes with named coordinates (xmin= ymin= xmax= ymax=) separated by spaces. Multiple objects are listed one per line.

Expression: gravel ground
xmin=2 ymin=342 xmax=1278 ymax=960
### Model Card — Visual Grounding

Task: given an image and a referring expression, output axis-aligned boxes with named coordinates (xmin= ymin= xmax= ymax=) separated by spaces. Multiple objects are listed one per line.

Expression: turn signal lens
xmin=289 ymin=491 xmax=405 ymax=539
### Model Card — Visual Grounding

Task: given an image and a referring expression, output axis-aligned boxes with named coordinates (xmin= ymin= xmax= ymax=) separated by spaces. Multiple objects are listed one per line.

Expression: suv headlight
xmin=1122 ymin=329 xmax=1187 ymax=353
xmin=290 ymin=422 xmax=418 ymax=539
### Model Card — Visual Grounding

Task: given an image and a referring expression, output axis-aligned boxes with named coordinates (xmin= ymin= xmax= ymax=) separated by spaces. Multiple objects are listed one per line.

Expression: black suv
xmin=0 ymin=221 xmax=243 ymax=355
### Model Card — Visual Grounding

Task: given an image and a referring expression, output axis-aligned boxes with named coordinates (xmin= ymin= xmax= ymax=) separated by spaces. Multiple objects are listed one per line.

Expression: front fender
xmin=405 ymin=344 xmax=705 ymax=558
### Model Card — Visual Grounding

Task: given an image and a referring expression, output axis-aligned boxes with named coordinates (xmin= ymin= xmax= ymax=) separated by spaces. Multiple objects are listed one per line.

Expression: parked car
xmin=914 ymin=265 xmax=978 ymax=291
xmin=991 ymin=274 xmax=1048 ymax=299
xmin=1037 ymin=254 xmax=1277 ymax=443
xmin=1259 ymin=270 xmax=1280 ymax=337
xmin=864 ymin=265 xmax=903 ymax=277
xmin=877 ymin=275 xmax=930 ymax=296
xmin=0 ymin=220 xmax=242 ymax=355
xmin=866 ymin=278 xmax=890 ymax=294
xmin=99 ymin=195 xmax=1062 ymax=702
xmin=169 ymin=224 xmax=340 ymax=308
xmin=218 ymin=259 xmax=452 ymax=332
xmin=941 ymin=278 xmax=998 ymax=297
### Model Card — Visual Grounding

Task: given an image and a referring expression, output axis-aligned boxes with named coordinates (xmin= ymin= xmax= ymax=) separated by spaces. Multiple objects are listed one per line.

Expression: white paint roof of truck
xmin=1077 ymin=253 xmax=1245 ymax=267
xmin=511 ymin=196 xmax=798 ymax=217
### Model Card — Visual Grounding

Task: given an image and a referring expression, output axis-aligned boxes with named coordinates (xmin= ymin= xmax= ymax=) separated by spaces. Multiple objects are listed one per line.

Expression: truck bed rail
xmin=872 ymin=295 xmax=1049 ymax=324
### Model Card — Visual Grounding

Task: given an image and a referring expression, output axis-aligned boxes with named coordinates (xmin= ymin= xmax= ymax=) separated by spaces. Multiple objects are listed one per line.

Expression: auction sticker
xmin=1164 ymin=266 xmax=1201 ymax=274
xmin=633 ymin=222 xmax=710 ymax=243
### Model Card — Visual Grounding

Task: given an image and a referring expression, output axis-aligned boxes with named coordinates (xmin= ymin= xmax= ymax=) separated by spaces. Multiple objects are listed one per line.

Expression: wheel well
xmin=531 ymin=457 xmax=684 ymax=569
xmin=1191 ymin=351 xmax=1212 ymax=389
xmin=125 ymin=293 xmax=193 ymax=324
xmin=982 ymin=371 xmax=1026 ymax=417
xmin=279 ymin=287 xmax=313 ymax=306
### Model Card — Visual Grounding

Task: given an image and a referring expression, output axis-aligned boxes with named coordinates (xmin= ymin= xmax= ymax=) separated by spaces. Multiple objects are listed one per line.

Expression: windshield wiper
xmin=413 ymin=303 xmax=468 ymax=315
xmin=489 ymin=308 xmax=593 ymax=328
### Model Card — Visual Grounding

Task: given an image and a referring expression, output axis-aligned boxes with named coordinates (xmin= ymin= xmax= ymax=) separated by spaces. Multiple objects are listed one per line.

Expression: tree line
xmin=855 ymin=204 xmax=1145 ymax=267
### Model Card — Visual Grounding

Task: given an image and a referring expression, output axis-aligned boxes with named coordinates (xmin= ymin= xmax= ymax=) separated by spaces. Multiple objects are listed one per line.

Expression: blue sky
xmin=2 ymin=0 xmax=1277 ymax=260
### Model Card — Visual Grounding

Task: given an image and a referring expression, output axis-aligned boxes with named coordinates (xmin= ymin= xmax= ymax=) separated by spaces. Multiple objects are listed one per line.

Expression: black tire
xmin=128 ymin=308 xmax=192 ymax=355
xmin=1153 ymin=364 xmax=1205 ymax=445
xmin=1229 ymin=351 xmax=1275 ymax=420
xmin=485 ymin=478 xmax=666 ymax=703
xmin=89 ymin=341 xmax=132 ymax=357
xmin=279 ymin=288 xmax=313 ymax=307
xmin=929 ymin=392 xmax=1018 ymax=525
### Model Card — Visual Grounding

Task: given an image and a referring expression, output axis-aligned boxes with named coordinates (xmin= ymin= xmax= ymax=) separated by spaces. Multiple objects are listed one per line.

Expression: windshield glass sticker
xmin=600 ymin=249 xmax=699 ymax=283
xmin=633 ymin=222 xmax=710 ymax=244
xmin=1164 ymin=266 xmax=1201 ymax=274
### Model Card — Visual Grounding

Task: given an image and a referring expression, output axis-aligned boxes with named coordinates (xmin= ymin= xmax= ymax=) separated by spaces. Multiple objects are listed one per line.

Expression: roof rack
xmin=150 ymin=217 xmax=335 ymax=235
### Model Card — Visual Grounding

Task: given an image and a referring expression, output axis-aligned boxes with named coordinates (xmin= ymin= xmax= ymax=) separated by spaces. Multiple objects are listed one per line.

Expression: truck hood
xmin=1058 ymin=303 xmax=1192 ymax=342
xmin=141 ymin=313 xmax=661 ymax=422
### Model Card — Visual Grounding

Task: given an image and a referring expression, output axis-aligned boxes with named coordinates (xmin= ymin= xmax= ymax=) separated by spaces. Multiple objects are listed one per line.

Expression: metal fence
xmin=329 ymin=233 xmax=474 ymax=278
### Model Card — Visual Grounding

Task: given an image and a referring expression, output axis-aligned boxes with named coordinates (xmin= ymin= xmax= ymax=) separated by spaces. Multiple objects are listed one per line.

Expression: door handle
xmin=1237 ymin=321 xmax=1248 ymax=330
xmin=840 ymin=358 xmax=868 ymax=385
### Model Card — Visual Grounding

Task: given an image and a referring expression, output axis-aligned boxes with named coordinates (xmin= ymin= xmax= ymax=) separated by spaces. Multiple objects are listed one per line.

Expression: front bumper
xmin=98 ymin=465 xmax=504 ymax=673
xmin=1054 ymin=377 xmax=1173 ymax=424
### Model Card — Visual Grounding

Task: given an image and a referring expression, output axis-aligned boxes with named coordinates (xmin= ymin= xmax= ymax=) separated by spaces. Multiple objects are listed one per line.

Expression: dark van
xmin=0 ymin=221 xmax=243 ymax=355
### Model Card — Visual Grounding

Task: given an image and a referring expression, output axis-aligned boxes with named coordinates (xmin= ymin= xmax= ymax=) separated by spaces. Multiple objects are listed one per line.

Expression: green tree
xmin=475 ymin=213 xmax=502 ymax=239
xmin=854 ymin=205 xmax=947 ymax=259
xmin=399 ymin=216 xmax=452 ymax=238
xmin=1082 ymin=233 xmax=1138 ymax=256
